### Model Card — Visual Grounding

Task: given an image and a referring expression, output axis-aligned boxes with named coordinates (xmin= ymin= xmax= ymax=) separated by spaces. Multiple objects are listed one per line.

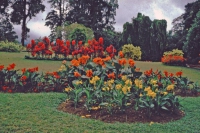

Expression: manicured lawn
xmin=1 ymin=52 xmax=200 ymax=132
xmin=0 ymin=93 xmax=200 ymax=132
xmin=1 ymin=52 xmax=200 ymax=83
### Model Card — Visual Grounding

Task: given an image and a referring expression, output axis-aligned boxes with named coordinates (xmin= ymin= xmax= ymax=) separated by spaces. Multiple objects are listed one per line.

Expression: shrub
xmin=0 ymin=40 xmax=23 ymax=52
xmin=162 ymin=49 xmax=186 ymax=66
xmin=56 ymin=23 xmax=94 ymax=43
xmin=163 ymin=49 xmax=184 ymax=56
xmin=122 ymin=44 xmax=142 ymax=60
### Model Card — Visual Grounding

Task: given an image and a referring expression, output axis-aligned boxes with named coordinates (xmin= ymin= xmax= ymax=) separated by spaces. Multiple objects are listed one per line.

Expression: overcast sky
xmin=13 ymin=0 xmax=196 ymax=43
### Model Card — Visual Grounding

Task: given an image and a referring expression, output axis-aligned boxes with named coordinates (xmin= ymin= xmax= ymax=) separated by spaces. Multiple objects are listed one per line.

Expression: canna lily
xmin=86 ymin=69 xmax=93 ymax=78
xmin=107 ymin=72 xmax=115 ymax=79
xmin=74 ymin=71 xmax=81 ymax=77
xmin=0 ymin=65 xmax=4 ymax=71
xmin=118 ymin=58 xmax=126 ymax=66
xmin=71 ymin=59 xmax=80 ymax=67
xmin=176 ymin=71 xmax=183 ymax=77
xmin=128 ymin=59 xmax=135 ymax=67
xmin=118 ymin=51 xmax=124 ymax=58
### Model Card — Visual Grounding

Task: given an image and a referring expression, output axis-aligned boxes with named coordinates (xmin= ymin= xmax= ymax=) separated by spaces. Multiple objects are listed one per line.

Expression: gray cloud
xmin=13 ymin=0 xmax=196 ymax=43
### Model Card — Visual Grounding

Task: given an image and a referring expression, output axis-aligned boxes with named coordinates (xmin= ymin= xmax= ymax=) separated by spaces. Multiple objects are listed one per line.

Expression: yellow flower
xmin=90 ymin=76 xmax=100 ymax=85
xmin=122 ymin=86 xmax=127 ymax=94
xmin=163 ymin=92 xmax=168 ymax=95
xmin=116 ymin=84 xmax=122 ymax=90
xmin=76 ymin=80 xmax=83 ymax=85
xmin=167 ymin=84 xmax=175 ymax=91
xmin=121 ymin=75 xmax=127 ymax=81
xmin=125 ymin=79 xmax=132 ymax=86
xmin=102 ymin=87 xmax=106 ymax=91
xmin=144 ymin=86 xmax=151 ymax=92
xmin=139 ymin=84 xmax=143 ymax=89
xmin=139 ymin=93 xmax=143 ymax=97
xmin=150 ymin=79 xmax=157 ymax=85
xmin=106 ymin=87 xmax=111 ymax=91
xmin=147 ymin=91 xmax=156 ymax=99
xmin=65 ymin=87 xmax=72 ymax=92
xmin=91 ymin=106 xmax=99 ymax=110
xmin=134 ymin=79 xmax=143 ymax=88
xmin=149 ymin=121 xmax=154 ymax=126
xmin=155 ymin=88 xmax=158 ymax=92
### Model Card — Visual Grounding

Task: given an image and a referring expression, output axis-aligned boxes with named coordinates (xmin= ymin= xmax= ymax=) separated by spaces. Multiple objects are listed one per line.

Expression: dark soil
xmin=57 ymin=100 xmax=185 ymax=123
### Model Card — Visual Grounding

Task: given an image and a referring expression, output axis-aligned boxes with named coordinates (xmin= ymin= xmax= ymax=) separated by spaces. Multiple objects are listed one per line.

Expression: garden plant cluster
xmin=1 ymin=42 xmax=199 ymax=117
xmin=26 ymin=37 xmax=117 ymax=60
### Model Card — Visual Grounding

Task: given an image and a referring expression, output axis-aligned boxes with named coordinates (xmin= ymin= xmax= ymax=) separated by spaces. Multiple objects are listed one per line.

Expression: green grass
xmin=1 ymin=52 xmax=200 ymax=132
xmin=1 ymin=52 xmax=200 ymax=83
xmin=0 ymin=93 xmax=200 ymax=132
xmin=0 ymin=52 xmax=61 ymax=72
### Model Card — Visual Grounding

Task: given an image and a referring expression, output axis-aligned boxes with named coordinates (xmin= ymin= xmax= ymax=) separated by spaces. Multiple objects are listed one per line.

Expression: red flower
xmin=0 ymin=65 xmax=4 ymax=71
xmin=78 ymin=41 xmax=82 ymax=45
xmin=169 ymin=73 xmax=174 ymax=77
xmin=2 ymin=86 xmax=7 ymax=91
xmin=72 ymin=40 xmax=76 ymax=45
xmin=164 ymin=70 xmax=168 ymax=77
xmin=66 ymin=40 xmax=70 ymax=46
xmin=9 ymin=63 xmax=16 ymax=69
xmin=8 ymin=89 xmax=12 ymax=93
xmin=99 ymin=37 xmax=104 ymax=45
xmin=88 ymin=40 xmax=92 ymax=45
xmin=21 ymin=68 xmax=26 ymax=74
xmin=21 ymin=75 xmax=27 ymax=81
xmin=176 ymin=71 xmax=183 ymax=77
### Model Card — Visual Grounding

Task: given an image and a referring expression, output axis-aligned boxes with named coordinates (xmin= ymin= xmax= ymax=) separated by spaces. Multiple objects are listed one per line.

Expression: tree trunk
xmin=21 ymin=0 xmax=27 ymax=46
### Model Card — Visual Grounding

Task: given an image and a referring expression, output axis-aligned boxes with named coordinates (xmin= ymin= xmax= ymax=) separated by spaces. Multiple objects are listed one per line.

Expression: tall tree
xmin=0 ymin=17 xmax=18 ymax=42
xmin=66 ymin=0 xmax=118 ymax=35
xmin=184 ymin=11 xmax=200 ymax=64
xmin=45 ymin=0 xmax=70 ymax=40
xmin=10 ymin=0 xmax=45 ymax=46
xmin=0 ymin=0 xmax=18 ymax=42
xmin=121 ymin=13 xmax=167 ymax=61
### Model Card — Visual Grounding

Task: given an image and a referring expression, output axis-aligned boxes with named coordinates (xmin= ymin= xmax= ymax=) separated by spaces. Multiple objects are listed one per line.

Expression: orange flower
xmin=119 ymin=51 xmax=124 ymax=58
xmin=93 ymin=57 xmax=104 ymax=66
xmin=107 ymin=72 xmax=115 ymax=79
xmin=176 ymin=71 xmax=183 ymax=77
xmin=71 ymin=59 xmax=80 ymax=67
xmin=74 ymin=71 xmax=81 ymax=77
xmin=86 ymin=69 xmax=93 ymax=78
xmin=144 ymin=68 xmax=153 ymax=76
xmin=78 ymin=55 xmax=90 ymax=65
xmin=118 ymin=58 xmax=126 ymax=66
xmin=0 ymin=65 xmax=4 ymax=71
xmin=128 ymin=59 xmax=135 ymax=67
xmin=102 ymin=56 xmax=111 ymax=62
xmin=118 ymin=74 xmax=122 ymax=78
